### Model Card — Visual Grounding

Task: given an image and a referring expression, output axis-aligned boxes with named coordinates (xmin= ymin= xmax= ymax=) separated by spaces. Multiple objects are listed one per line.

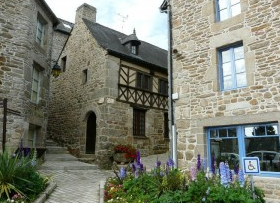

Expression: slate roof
xmin=55 ymin=18 xmax=74 ymax=34
xmin=83 ymin=19 xmax=167 ymax=71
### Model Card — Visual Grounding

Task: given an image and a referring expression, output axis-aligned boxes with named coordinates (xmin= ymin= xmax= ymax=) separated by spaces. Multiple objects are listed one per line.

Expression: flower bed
xmin=104 ymin=152 xmax=265 ymax=203
xmin=0 ymin=145 xmax=49 ymax=203
xmin=113 ymin=144 xmax=137 ymax=163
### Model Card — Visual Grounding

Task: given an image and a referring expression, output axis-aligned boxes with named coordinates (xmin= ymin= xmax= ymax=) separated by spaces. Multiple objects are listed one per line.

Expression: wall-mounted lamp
xmin=51 ymin=62 xmax=61 ymax=78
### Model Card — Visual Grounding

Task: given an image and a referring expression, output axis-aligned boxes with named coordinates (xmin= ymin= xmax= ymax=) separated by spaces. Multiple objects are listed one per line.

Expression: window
xmin=159 ymin=79 xmax=168 ymax=95
xmin=216 ymin=0 xmax=241 ymax=21
xmin=27 ymin=124 xmax=39 ymax=148
xmin=136 ymin=72 xmax=151 ymax=91
xmin=219 ymin=44 xmax=246 ymax=90
xmin=36 ymin=18 xmax=45 ymax=46
xmin=82 ymin=69 xmax=88 ymax=84
xmin=31 ymin=66 xmax=41 ymax=103
xmin=133 ymin=109 xmax=146 ymax=136
xmin=207 ymin=123 xmax=280 ymax=174
xmin=61 ymin=56 xmax=67 ymax=72
xmin=131 ymin=45 xmax=137 ymax=54
xmin=164 ymin=113 xmax=169 ymax=139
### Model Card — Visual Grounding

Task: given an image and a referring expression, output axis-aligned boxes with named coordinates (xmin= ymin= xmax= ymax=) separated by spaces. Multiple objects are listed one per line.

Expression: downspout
xmin=167 ymin=0 xmax=177 ymax=168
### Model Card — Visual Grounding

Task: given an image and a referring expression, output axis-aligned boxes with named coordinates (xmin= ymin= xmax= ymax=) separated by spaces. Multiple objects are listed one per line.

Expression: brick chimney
xmin=75 ymin=3 xmax=96 ymax=24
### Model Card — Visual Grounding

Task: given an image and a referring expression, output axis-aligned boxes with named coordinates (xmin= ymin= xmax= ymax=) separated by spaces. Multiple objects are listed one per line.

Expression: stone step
xmin=39 ymin=161 xmax=99 ymax=170
xmin=264 ymin=198 xmax=280 ymax=203
xmin=45 ymin=139 xmax=59 ymax=146
xmin=45 ymin=153 xmax=78 ymax=161
xmin=46 ymin=146 xmax=69 ymax=154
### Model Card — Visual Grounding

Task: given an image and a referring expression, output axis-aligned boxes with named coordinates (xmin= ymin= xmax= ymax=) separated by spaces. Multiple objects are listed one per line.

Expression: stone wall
xmin=48 ymin=5 xmax=169 ymax=169
xmin=171 ymin=0 xmax=280 ymax=199
xmin=0 ymin=0 xmax=55 ymax=150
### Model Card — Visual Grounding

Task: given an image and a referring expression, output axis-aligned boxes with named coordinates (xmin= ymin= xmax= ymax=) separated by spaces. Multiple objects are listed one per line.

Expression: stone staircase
xmin=39 ymin=139 xmax=98 ymax=170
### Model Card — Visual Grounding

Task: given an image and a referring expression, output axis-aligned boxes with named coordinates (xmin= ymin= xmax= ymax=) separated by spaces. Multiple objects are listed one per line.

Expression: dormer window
xmin=131 ymin=45 xmax=137 ymax=55
xmin=121 ymin=28 xmax=141 ymax=56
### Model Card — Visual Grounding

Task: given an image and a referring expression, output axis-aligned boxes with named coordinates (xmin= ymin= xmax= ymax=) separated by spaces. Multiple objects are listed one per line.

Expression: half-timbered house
xmin=48 ymin=3 xmax=169 ymax=169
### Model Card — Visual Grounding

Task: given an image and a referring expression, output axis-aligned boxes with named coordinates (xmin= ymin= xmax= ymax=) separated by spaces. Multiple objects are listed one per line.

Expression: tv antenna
xmin=117 ymin=13 xmax=128 ymax=32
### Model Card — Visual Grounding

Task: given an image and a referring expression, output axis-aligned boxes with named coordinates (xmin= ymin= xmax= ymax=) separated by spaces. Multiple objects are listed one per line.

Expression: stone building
xmin=48 ymin=3 xmax=169 ymax=168
xmin=0 ymin=0 xmax=59 ymax=151
xmin=165 ymin=0 xmax=280 ymax=200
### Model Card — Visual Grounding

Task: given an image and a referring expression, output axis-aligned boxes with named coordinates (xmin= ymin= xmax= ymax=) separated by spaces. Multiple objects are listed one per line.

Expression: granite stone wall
xmin=0 ymin=0 xmax=55 ymax=150
xmin=171 ymin=0 xmax=280 ymax=200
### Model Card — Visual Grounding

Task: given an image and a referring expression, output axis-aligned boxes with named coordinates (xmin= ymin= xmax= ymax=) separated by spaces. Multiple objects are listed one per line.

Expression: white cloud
xmin=45 ymin=0 xmax=168 ymax=49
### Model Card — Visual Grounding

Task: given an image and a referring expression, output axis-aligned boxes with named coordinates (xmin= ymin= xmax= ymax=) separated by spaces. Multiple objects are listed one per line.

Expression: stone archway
xmin=86 ymin=112 xmax=96 ymax=154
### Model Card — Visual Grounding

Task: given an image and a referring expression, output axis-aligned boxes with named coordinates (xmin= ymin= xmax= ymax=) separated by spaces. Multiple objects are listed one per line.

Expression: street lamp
xmin=51 ymin=62 xmax=61 ymax=78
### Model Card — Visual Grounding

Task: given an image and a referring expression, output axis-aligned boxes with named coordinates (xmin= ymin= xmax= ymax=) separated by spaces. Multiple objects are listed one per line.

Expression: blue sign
xmin=242 ymin=157 xmax=260 ymax=174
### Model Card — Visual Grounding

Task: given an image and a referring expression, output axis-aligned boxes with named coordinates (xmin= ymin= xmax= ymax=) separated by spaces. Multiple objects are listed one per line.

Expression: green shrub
xmin=0 ymin=148 xmax=48 ymax=202
xmin=104 ymin=152 xmax=265 ymax=203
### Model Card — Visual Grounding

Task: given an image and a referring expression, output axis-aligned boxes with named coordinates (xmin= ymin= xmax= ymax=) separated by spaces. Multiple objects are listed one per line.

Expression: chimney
xmin=75 ymin=3 xmax=96 ymax=24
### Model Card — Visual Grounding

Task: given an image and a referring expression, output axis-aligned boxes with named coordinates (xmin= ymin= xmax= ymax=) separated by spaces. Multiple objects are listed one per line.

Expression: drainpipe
xmin=161 ymin=0 xmax=177 ymax=167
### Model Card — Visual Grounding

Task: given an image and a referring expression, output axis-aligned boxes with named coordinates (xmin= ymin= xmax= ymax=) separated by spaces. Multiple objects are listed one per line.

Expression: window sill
xmin=133 ymin=136 xmax=148 ymax=140
xmin=211 ymin=13 xmax=244 ymax=33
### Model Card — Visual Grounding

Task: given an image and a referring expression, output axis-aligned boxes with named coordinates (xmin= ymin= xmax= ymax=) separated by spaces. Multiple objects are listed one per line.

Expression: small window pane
xmin=219 ymin=129 xmax=227 ymax=137
xmin=267 ymin=125 xmax=278 ymax=135
xmin=245 ymin=127 xmax=254 ymax=137
xmin=222 ymin=50 xmax=231 ymax=63
xmin=236 ymin=73 xmax=247 ymax=87
xmin=210 ymin=129 xmax=217 ymax=138
xmin=234 ymin=46 xmax=244 ymax=59
xmin=245 ymin=136 xmax=280 ymax=172
xmin=231 ymin=4 xmax=241 ymax=17
xmin=235 ymin=59 xmax=245 ymax=73
xmin=222 ymin=62 xmax=231 ymax=76
xmin=223 ymin=75 xmax=232 ymax=89
xmin=219 ymin=0 xmax=228 ymax=10
xmin=231 ymin=0 xmax=240 ymax=5
xmin=210 ymin=138 xmax=239 ymax=168
xmin=228 ymin=128 xmax=237 ymax=137
xmin=32 ymin=81 xmax=38 ymax=91
xmin=220 ymin=9 xmax=229 ymax=21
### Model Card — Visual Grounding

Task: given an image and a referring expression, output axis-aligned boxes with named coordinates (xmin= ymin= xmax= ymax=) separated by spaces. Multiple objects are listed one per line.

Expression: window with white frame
xmin=31 ymin=66 xmax=41 ymax=103
xmin=36 ymin=18 xmax=45 ymax=46
xmin=219 ymin=44 xmax=246 ymax=91
xmin=216 ymin=0 xmax=241 ymax=21
xmin=207 ymin=123 xmax=280 ymax=174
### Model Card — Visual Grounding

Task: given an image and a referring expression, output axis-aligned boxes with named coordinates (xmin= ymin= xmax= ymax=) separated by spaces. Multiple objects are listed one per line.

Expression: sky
xmin=45 ymin=0 xmax=168 ymax=50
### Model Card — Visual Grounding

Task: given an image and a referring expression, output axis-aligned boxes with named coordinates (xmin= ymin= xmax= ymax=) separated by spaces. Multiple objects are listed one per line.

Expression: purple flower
xmin=190 ymin=166 xmax=197 ymax=181
xmin=211 ymin=155 xmax=216 ymax=175
xmin=156 ymin=159 xmax=161 ymax=168
xmin=238 ymin=169 xmax=244 ymax=187
xmin=225 ymin=163 xmax=231 ymax=183
xmin=136 ymin=151 xmax=141 ymax=165
xmin=197 ymin=154 xmax=201 ymax=171
xmin=120 ymin=167 xmax=126 ymax=179
xmin=166 ymin=158 xmax=175 ymax=168
xmin=219 ymin=162 xmax=228 ymax=186
xmin=132 ymin=163 xmax=136 ymax=172
xmin=234 ymin=163 xmax=239 ymax=175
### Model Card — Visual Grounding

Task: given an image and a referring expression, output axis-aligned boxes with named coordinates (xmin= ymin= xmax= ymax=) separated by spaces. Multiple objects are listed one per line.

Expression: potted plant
xmin=113 ymin=144 xmax=137 ymax=163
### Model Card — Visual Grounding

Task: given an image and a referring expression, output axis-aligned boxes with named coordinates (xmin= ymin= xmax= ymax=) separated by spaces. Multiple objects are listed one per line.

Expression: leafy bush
xmin=104 ymin=152 xmax=265 ymax=203
xmin=0 ymin=147 xmax=48 ymax=203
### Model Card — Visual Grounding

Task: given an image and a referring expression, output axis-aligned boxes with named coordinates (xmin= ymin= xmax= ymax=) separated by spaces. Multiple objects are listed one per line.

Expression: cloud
xmin=45 ymin=0 xmax=167 ymax=49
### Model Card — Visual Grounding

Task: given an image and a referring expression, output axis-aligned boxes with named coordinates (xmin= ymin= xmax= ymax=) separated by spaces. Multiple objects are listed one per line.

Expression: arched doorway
xmin=86 ymin=112 xmax=96 ymax=154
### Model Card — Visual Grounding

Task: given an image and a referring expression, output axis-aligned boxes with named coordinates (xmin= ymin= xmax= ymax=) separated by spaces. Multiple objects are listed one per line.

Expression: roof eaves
xmin=107 ymin=49 xmax=167 ymax=73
